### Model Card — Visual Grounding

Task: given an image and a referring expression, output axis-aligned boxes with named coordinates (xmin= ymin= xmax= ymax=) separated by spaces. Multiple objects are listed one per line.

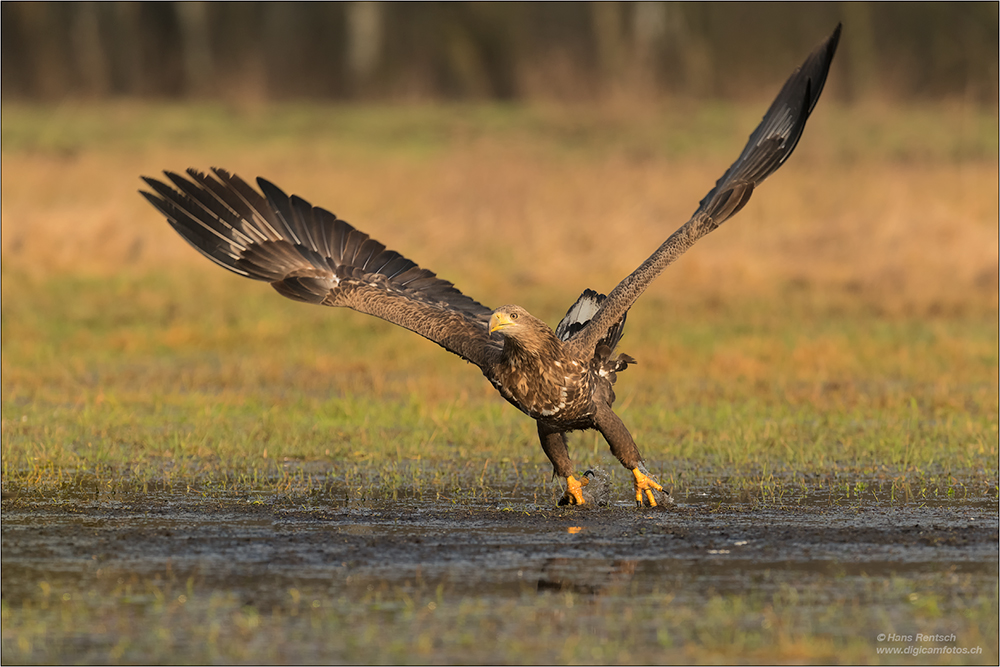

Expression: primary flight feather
xmin=142 ymin=25 xmax=840 ymax=507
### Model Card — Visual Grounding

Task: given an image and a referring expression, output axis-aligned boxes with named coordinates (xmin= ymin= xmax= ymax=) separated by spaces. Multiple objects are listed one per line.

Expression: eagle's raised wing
xmin=566 ymin=24 xmax=841 ymax=357
xmin=141 ymin=169 xmax=499 ymax=368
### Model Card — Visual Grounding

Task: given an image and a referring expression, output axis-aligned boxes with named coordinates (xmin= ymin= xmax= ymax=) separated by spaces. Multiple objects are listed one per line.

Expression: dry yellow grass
xmin=1 ymin=102 xmax=996 ymax=321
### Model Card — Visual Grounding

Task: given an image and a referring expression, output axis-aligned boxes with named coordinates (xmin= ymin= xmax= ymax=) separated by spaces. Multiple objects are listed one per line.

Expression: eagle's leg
xmin=537 ymin=422 xmax=588 ymax=505
xmin=593 ymin=404 xmax=666 ymax=508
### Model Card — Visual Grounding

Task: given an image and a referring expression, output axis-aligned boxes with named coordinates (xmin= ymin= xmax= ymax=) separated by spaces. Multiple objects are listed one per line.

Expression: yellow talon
xmin=632 ymin=468 xmax=664 ymax=507
xmin=563 ymin=474 xmax=588 ymax=506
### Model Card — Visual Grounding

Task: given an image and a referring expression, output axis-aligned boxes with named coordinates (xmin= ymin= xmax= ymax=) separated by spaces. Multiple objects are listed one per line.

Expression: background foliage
xmin=3 ymin=2 xmax=997 ymax=104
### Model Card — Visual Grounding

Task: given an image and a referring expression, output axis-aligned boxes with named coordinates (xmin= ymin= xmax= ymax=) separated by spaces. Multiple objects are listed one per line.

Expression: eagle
xmin=141 ymin=26 xmax=840 ymax=508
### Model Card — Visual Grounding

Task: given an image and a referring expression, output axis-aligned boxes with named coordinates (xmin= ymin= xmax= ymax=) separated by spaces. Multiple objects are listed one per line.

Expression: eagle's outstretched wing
xmin=566 ymin=24 xmax=841 ymax=357
xmin=141 ymin=169 xmax=499 ymax=367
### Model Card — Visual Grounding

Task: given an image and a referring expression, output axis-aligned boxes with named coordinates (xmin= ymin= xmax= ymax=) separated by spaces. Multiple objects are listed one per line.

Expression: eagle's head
xmin=491 ymin=304 xmax=556 ymax=337
xmin=489 ymin=305 xmax=562 ymax=359
xmin=489 ymin=304 xmax=529 ymax=335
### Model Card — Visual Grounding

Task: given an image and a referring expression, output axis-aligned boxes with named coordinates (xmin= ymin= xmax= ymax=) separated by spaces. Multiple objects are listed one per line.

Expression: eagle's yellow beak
xmin=489 ymin=311 xmax=516 ymax=334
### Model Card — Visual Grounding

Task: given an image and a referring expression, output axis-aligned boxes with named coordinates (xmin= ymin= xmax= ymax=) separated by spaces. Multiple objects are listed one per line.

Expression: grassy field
xmin=2 ymin=100 xmax=997 ymax=485
xmin=2 ymin=100 xmax=998 ymax=663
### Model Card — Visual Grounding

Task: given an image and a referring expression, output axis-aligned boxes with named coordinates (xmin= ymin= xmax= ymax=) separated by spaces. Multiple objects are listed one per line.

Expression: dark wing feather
xmin=141 ymin=168 xmax=498 ymax=367
xmin=566 ymin=24 xmax=840 ymax=356
xmin=696 ymin=23 xmax=840 ymax=225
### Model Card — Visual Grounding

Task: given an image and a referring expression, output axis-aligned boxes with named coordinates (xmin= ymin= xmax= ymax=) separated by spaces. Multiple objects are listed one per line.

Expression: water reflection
xmin=536 ymin=558 xmax=638 ymax=595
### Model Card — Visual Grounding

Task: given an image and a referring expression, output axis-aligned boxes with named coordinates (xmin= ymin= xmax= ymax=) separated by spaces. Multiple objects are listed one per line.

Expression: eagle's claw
xmin=559 ymin=473 xmax=590 ymax=506
xmin=632 ymin=468 xmax=664 ymax=507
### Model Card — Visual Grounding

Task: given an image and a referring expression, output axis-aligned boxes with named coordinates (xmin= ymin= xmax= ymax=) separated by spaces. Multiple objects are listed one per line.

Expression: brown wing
xmin=141 ymin=168 xmax=499 ymax=368
xmin=566 ymin=24 xmax=841 ymax=357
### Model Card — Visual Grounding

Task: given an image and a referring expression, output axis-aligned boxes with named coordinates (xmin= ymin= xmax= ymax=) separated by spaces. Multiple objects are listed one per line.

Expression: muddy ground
xmin=2 ymin=477 xmax=997 ymax=663
xmin=5 ymin=494 xmax=997 ymax=599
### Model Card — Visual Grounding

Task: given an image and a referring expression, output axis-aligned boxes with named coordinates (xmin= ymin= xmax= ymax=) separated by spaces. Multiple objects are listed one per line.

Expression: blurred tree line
xmin=2 ymin=2 xmax=997 ymax=105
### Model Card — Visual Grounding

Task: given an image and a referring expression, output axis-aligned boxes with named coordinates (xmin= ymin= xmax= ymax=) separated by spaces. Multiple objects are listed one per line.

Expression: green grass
xmin=2 ymin=100 xmax=997 ymax=163
xmin=2 ymin=268 xmax=996 ymax=494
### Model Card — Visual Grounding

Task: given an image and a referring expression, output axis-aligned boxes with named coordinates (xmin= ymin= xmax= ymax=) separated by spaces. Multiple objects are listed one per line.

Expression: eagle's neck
xmin=499 ymin=327 xmax=564 ymax=368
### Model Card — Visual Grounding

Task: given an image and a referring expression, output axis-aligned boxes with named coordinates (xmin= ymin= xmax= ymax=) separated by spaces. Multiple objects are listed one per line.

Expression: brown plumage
xmin=141 ymin=26 xmax=840 ymax=507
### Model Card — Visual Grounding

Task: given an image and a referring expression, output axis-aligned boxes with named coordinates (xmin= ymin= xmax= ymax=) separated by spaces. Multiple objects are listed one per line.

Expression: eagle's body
xmin=492 ymin=318 xmax=590 ymax=423
xmin=489 ymin=300 xmax=629 ymax=426
xmin=142 ymin=26 xmax=840 ymax=507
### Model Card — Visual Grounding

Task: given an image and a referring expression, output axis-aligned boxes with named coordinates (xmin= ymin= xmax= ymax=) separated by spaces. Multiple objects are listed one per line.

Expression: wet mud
xmin=3 ymin=482 xmax=996 ymax=609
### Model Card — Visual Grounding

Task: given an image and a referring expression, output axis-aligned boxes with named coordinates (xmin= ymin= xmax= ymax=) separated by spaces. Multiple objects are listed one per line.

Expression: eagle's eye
xmin=510 ymin=312 xmax=518 ymax=320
